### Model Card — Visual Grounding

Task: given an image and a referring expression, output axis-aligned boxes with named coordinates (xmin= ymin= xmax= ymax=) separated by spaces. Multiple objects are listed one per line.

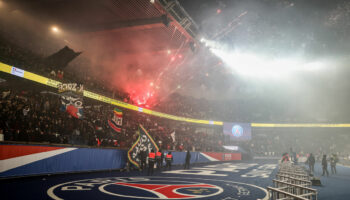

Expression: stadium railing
xmin=267 ymin=162 xmax=317 ymax=200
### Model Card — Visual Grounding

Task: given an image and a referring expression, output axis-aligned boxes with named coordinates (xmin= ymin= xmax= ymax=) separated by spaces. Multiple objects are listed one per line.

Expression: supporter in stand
xmin=57 ymin=70 xmax=63 ymax=80
xmin=50 ymin=70 xmax=56 ymax=77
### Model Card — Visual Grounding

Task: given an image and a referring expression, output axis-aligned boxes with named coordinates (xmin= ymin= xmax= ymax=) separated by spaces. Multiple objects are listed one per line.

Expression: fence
xmin=267 ymin=162 xmax=317 ymax=200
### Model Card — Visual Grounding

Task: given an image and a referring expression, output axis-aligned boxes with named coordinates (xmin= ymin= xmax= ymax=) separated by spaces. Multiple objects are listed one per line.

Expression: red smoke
xmin=128 ymin=84 xmax=156 ymax=107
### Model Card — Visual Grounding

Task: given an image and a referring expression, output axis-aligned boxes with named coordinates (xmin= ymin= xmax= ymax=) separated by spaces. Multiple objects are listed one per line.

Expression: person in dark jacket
xmin=156 ymin=150 xmax=163 ymax=170
xmin=140 ymin=149 xmax=147 ymax=170
xmin=148 ymin=149 xmax=156 ymax=176
xmin=322 ymin=154 xmax=329 ymax=177
xmin=307 ymin=153 xmax=315 ymax=174
xmin=161 ymin=150 xmax=165 ymax=169
xmin=184 ymin=150 xmax=191 ymax=169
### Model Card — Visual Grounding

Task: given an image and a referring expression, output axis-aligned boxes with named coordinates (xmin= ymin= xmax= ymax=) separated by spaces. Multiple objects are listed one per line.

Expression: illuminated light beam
xmin=211 ymin=11 xmax=248 ymax=40
xmin=153 ymin=40 xmax=189 ymax=104
xmin=209 ymin=49 xmax=325 ymax=78
xmin=154 ymin=40 xmax=186 ymax=84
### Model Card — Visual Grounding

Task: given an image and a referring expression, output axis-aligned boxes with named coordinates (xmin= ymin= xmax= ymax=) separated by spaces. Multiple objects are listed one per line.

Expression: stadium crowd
xmin=0 ymin=78 xmax=223 ymax=152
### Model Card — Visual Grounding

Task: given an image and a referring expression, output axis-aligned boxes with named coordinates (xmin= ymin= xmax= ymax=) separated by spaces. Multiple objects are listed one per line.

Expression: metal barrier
xmin=267 ymin=162 xmax=317 ymax=200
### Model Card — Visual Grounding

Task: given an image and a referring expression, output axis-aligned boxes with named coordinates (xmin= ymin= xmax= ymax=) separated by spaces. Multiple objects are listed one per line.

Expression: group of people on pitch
xmin=139 ymin=149 xmax=191 ymax=176
xmin=281 ymin=150 xmax=339 ymax=177
xmin=307 ymin=153 xmax=338 ymax=176
xmin=144 ymin=149 xmax=173 ymax=175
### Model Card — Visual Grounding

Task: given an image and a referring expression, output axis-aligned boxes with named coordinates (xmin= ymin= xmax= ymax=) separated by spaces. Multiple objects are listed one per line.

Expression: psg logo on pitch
xmin=47 ymin=177 xmax=268 ymax=200
xmin=100 ymin=179 xmax=222 ymax=199
xmin=232 ymin=125 xmax=244 ymax=137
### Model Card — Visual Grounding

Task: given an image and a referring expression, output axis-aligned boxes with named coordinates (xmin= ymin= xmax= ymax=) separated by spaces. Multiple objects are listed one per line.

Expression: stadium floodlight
xmin=51 ymin=26 xmax=60 ymax=33
xmin=210 ymin=48 xmax=323 ymax=78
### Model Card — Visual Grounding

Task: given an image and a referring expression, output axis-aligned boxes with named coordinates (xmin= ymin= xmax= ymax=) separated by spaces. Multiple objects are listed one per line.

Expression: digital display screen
xmin=223 ymin=122 xmax=252 ymax=141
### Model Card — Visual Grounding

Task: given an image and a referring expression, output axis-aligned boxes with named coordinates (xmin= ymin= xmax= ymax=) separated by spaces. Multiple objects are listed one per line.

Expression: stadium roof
xmin=9 ymin=0 xmax=200 ymax=54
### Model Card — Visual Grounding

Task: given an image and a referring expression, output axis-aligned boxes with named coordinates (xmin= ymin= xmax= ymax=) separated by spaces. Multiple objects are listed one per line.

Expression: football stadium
xmin=1 ymin=0 xmax=350 ymax=199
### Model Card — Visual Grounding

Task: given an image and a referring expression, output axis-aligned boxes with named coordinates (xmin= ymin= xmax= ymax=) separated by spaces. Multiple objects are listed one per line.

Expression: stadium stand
xmin=0 ymin=72 xmax=225 ymax=152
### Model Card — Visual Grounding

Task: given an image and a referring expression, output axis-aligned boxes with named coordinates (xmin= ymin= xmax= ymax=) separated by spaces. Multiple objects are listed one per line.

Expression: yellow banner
xmin=0 ymin=62 xmax=12 ymax=73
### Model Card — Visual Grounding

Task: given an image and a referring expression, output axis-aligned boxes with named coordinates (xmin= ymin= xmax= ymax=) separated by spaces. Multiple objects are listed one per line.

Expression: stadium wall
xmin=0 ymin=144 xmax=241 ymax=178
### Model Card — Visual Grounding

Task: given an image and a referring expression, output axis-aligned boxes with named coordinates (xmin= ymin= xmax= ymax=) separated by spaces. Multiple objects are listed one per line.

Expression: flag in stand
xmin=60 ymin=91 xmax=83 ymax=119
xmin=45 ymin=46 xmax=81 ymax=70
xmin=108 ymin=108 xmax=123 ymax=133
xmin=128 ymin=125 xmax=159 ymax=168
xmin=170 ymin=130 xmax=176 ymax=142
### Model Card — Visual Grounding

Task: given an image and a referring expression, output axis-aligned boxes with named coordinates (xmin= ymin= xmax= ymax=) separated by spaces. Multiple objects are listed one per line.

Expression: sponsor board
xmin=47 ymin=177 xmax=268 ymax=200
xmin=11 ymin=66 xmax=24 ymax=77
xmin=200 ymin=152 xmax=241 ymax=161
